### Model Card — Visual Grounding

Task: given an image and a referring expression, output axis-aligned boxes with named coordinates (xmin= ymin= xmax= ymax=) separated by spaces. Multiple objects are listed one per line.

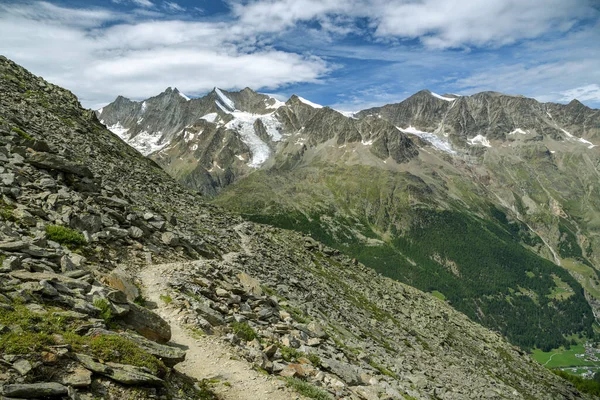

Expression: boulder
xmin=74 ymin=353 xmax=163 ymax=386
xmin=120 ymin=302 xmax=171 ymax=343
xmin=27 ymin=152 xmax=93 ymax=178
xmin=103 ymin=268 xmax=139 ymax=301
xmin=2 ymin=382 xmax=68 ymax=398
xmin=237 ymin=272 xmax=263 ymax=296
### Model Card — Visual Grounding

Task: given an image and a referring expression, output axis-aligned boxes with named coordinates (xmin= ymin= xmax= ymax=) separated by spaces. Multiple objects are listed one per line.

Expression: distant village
xmin=559 ymin=343 xmax=600 ymax=379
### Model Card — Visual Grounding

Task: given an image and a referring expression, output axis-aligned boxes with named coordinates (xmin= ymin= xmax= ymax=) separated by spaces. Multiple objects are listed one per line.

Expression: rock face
xmin=0 ymin=56 xmax=594 ymax=399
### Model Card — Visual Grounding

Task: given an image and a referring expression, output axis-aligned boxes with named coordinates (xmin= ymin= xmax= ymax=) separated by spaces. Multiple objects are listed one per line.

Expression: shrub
xmin=89 ymin=335 xmax=164 ymax=374
xmin=231 ymin=322 xmax=258 ymax=342
xmin=45 ymin=225 xmax=86 ymax=247
xmin=93 ymin=298 xmax=114 ymax=325
xmin=159 ymin=294 xmax=173 ymax=304
xmin=285 ymin=377 xmax=332 ymax=400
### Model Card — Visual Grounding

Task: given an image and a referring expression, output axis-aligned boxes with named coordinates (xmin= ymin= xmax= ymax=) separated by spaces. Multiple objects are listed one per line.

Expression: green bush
xmin=45 ymin=225 xmax=86 ymax=247
xmin=93 ymin=298 xmax=114 ymax=325
xmin=231 ymin=322 xmax=258 ymax=342
xmin=285 ymin=377 xmax=332 ymax=400
xmin=89 ymin=334 xmax=164 ymax=374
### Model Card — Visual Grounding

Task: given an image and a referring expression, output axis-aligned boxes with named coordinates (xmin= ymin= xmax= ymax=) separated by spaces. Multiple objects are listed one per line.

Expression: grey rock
xmin=74 ymin=353 xmax=163 ymax=386
xmin=12 ymin=359 xmax=33 ymax=376
xmin=27 ymin=152 xmax=93 ymax=178
xmin=1 ymin=382 xmax=68 ymax=398
xmin=120 ymin=301 xmax=172 ymax=343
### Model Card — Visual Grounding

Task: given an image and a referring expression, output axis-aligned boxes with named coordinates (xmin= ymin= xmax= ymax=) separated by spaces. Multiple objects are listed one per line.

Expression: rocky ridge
xmin=0 ymin=56 xmax=593 ymax=399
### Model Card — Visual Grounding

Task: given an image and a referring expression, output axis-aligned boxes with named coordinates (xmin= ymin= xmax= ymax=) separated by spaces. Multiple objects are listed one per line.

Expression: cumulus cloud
xmin=232 ymin=0 xmax=597 ymax=48
xmin=0 ymin=1 xmax=329 ymax=108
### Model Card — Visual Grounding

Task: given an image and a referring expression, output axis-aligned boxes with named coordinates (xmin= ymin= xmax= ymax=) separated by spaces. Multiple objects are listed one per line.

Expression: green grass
xmin=11 ymin=126 xmax=32 ymax=140
xmin=159 ymin=294 xmax=173 ymax=304
xmin=89 ymin=334 xmax=165 ymax=374
xmin=532 ymin=344 xmax=600 ymax=370
xmin=45 ymin=225 xmax=86 ymax=247
xmin=231 ymin=322 xmax=258 ymax=342
xmin=285 ymin=377 xmax=332 ymax=400
xmin=431 ymin=290 xmax=446 ymax=300
xmin=93 ymin=298 xmax=114 ymax=325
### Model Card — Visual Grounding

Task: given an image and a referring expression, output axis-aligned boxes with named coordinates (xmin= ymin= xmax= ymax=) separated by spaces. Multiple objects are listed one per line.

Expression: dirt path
xmin=138 ymin=262 xmax=302 ymax=400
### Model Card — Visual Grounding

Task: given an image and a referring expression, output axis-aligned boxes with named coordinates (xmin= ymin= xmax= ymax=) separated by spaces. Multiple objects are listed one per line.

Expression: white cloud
xmin=232 ymin=0 xmax=597 ymax=49
xmin=0 ymin=1 xmax=329 ymax=109
xmin=113 ymin=0 xmax=154 ymax=8
xmin=559 ymin=85 xmax=600 ymax=103
xmin=163 ymin=2 xmax=184 ymax=12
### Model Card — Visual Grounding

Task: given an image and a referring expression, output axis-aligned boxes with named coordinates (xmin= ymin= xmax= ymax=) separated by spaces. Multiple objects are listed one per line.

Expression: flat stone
xmin=61 ymin=367 xmax=92 ymax=388
xmin=237 ymin=272 xmax=263 ymax=296
xmin=12 ymin=359 xmax=33 ymax=376
xmin=74 ymin=353 xmax=163 ymax=386
xmin=0 ymin=240 xmax=29 ymax=251
xmin=2 ymin=382 xmax=68 ymax=398
xmin=27 ymin=152 xmax=93 ymax=178
xmin=120 ymin=302 xmax=171 ymax=343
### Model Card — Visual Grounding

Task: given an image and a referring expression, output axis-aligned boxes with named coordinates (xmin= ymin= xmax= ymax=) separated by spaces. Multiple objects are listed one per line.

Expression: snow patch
xmin=265 ymin=97 xmax=286 ymax=109
xmin=141 ymin=101 xmax=147 ymax=113
xmin=106 ymin=122 xmax=129 ymax=139
xmin=560 ymin=128 xmax=574 ymax=138
xmin=337 ymin=110 xmax=357 ymax=119
xmin=297 ymin=96 xmax=323 ymax=109
xmin=508 ymin=128 xmax=528 ymax=135
xmin=398 ymin=126 xmax=456 ymax=154
xmin=430 ymin=92 xmax=455 ymax=102
xmin=97 ymin=107 xmax=103 ymax=115
xmin=178 ymin=91 xmax=190 ymax=101
xmin=361 ymin=139 xmax=374 ymax=146
xmin=200 ymin=113 xmax=219 ymax=123
xmin=235 ymin=155 xmax=245 ymax=161
xmin=560 ymin=128 xmax=596 ymax=148
xmin=467 ymin=134 xmax=492 ymax=148
xmin=137 ymin=117 xmax=143 ymax=125
xmin=215 ymin=88 xmax=235 ymax=111
xmin=191 ymin=144 xmax=198 ymax=151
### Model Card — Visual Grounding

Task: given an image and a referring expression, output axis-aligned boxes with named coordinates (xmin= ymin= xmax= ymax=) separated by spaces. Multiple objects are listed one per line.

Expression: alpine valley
xmin=99 ymin=83 xmax=600 ymax=356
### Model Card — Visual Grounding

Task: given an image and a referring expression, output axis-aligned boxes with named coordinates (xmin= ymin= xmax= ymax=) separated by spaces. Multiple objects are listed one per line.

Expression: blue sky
xmin=0 ymin=0 xmax=599 ymax=110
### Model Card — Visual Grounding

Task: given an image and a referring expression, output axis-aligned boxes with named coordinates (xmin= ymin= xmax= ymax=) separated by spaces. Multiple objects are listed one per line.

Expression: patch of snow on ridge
xmin=361 ymin=139 xmax=374 ymax=146
xmin=97 ymin=107 xmax=103 ymax=114
xmin=297 ymin=96 xmax=323 ymax=108
xmin=430 ymin=92 xmax=455 ymax=102
xmin=264 ymin=97 xmax=286 ymax=109
xmin=128 ymin=130 xmax=167 ymax=156
xmin=141 ymin=101 xmax=147 ymax=113
xmin=509 ymin=128 xmax=528 ymax=135
xmin=560 ymin=128 xmax=574 ymax=138
xmin=107 ymin=122 xmax=130 ymax=140
xmin=178 ymin=91 xmax=190 ymax=101
xmin=215 ymin=88 xmax=235 ymax=110
xmin=337 ymin=110 xmax=358 ymax=119
xmin=398 ymin=126 xmax=456 ymax=154
xmin=561 ymin=128 xmax=597 ymax=148
xmin=467 ymin=135 xmax=492 ymax=148
xmin=200 ymin=113 xmax=218 ymax=123
xmin=225 ymin=111 xmax=282 ymax=168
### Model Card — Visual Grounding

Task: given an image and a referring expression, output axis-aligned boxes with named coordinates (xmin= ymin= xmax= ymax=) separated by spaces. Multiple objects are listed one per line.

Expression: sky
xmin=0 ymin=0 xmax=599 ymax=111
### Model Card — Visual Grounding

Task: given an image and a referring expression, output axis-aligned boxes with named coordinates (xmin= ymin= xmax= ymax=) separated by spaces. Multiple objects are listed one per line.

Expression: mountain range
xmin=98 ymin=85 xmax=600 ymax=354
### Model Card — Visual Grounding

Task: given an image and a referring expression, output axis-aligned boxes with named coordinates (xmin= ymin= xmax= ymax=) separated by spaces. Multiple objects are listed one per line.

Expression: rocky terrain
xmin=0 ymin=56 xmax=595 ymax=399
